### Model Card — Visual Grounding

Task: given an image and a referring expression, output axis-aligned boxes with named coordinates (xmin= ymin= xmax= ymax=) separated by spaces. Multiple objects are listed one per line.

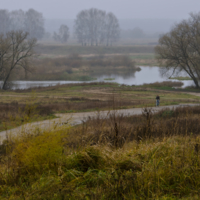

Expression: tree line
xmin=0 ymin=9 xmax=44 ymax=40
xmin=74 ymin=8 xmax=120 ymax=46
xmin=0 ymin=8 xmax=120 ymax=45
xmin=0 ymin=8 xmax=120 ymax=46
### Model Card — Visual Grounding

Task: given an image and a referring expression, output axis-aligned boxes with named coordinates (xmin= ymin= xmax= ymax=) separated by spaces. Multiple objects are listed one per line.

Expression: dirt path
xmin=0 ymin=104 xmax=198 ymax=144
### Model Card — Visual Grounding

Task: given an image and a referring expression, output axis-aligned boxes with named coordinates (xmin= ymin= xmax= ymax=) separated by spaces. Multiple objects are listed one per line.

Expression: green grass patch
xmin=103 ymin=78 xmax=115 ymax=81
xmin=169 ymin=76 xmax=192 ymax=80
xmin=129 ymin=53 xmax=155 ymax=60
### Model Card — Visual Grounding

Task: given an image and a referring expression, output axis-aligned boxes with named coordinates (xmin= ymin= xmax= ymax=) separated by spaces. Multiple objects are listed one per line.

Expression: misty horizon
xmin=2 ymin=0 xmax=200 ymax=20
xmin=44 ymin=18 xmax=180 ymax=35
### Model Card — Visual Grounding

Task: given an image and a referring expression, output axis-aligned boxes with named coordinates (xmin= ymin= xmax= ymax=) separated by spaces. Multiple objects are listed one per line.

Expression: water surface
xmin=2 ymin=66 xmax=194 ymax=90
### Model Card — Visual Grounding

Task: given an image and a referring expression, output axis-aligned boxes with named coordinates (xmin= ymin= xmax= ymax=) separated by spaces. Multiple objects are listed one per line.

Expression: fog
xmin=2 ymin=0 xmax=200 ymax=39
xmin=45 ymin=18 xmax=178 ymax=35
xmin=2 ymin=0 xmax=200 ymax=19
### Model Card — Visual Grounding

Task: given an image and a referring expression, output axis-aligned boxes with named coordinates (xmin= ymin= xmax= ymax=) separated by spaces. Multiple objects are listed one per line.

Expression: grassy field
xmin=35 ymin=44 xmax=155 ymax=56
xmin=1 ymin=105 xmax=200 ymax=199
xmin=0 ymin=95 xmax=56 ymax=132
xmin=1 ymin=42 xmax=200 ymax=199
xmin=34 ymin=44 xmax=157 ymax=70
xmin=169 ymin=77 xmax=192 ymax=81
xmin=1 ymin=82 xmax=199 ymax=109
xmin=129 ymin=53 xmax=157 ymax=66
xmin=0 ymin=82 xmax=199 ymax=132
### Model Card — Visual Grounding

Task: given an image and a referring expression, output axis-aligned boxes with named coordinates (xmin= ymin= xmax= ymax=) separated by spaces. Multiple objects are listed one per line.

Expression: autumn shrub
xmin=1 ymin=134 xmax=200 ymax=199
xmin=12 ymin=129 xmax=65 ymax=172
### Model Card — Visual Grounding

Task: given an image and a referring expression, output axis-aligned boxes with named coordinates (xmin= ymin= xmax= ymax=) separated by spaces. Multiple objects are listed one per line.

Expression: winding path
xmin=0 ymin=104 xmax=198 ymax=143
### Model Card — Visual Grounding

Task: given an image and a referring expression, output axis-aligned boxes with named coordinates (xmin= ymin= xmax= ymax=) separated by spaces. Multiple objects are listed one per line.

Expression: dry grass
xmin=67 ymin=106 xmax=200 ymax=148
xmin=0 ymin=101 xmax=55 ymax=131
xmin=0 ymin=82 xmax=199 ymax=118
xmin=1 ymin=106 xmax=200 ymax=199
xmin=35 ymin=44 xmax=155 ymax=56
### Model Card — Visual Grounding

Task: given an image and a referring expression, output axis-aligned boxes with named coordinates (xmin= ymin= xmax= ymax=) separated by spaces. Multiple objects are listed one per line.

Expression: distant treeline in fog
xmin=0 ymin=8 xmax=177 ymax=44
xmin=0 ymin=9 xmax=44 ymax=39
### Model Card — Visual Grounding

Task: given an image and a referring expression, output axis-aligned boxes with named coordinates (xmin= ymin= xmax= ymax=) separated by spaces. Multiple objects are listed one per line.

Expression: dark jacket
xmin=156 ymin=96 xmax=160 ymax=100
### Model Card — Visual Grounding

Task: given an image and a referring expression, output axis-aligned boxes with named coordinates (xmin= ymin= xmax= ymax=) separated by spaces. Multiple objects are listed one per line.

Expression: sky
xmin=1 ymin=0 xmax=200 ymax=20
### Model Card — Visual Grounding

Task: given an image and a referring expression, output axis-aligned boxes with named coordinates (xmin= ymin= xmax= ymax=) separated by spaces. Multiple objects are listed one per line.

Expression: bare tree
xmin=10 ymin=10 xmax=25 ymax=31
xmin=74 ymin=10 xmax=90 ymax=46
xmin=105 ymin=12 xmax=120 ymax=46
xmin=0 ymin=10 xmax=11 ymax=35
xmin=25 ymin=9 xmax=45 ymax=40
xmin=53 ymin=25 xmax=70 ymax=43
xmin=74 ymin=8 xmax=120 ymax=46
xmin=0 ymin=31 xmax=37 ymax=90
xmin=155 ymin=13 xmax=200 ymax=88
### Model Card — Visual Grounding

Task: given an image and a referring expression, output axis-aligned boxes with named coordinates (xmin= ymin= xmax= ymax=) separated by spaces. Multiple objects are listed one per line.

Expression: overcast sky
xmin=1 ymin=0 xmax=200 ymax=19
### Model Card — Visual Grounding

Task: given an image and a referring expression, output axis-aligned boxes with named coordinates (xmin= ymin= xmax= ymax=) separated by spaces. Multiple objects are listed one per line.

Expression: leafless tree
xmin=74 ymin=8 xmax=120 ymax=46
xmin=0 ymin=10 xmax=11 ymax=35
xmin=0 ymin=31 xmax=37 ymax=90
xmin=74 ymin=10 xmax=91 ymax=46
xmin=10 ymin=10 xmax=25 ymax=31
xmin=105 ymin=12 xmax=120 ymax=46
xmin=24 ymin=9 xmax=45 ymax=40
xmin=0 ymin=9 xmax=45 ymax=40
xmin=53 ymin=25 xmax=70 ymax=43
xmin=155 ymin=13 xmax=200 ymax=88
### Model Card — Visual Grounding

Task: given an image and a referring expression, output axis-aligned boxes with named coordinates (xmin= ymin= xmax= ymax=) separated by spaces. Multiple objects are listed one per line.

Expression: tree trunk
xmin=2 ymin=73 xmax=10 ymax=90
xmin=193 ymin=77 xmax=200 ymax=88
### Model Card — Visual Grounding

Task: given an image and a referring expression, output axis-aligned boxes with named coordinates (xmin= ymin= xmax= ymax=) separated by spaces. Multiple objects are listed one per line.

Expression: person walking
xmin=156 ymin=95 xmax=160 ymax=106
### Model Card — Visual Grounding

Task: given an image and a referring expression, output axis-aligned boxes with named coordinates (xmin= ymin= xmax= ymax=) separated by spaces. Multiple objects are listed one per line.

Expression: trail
xmin=0 ymin=104 xmax=198 ymax=143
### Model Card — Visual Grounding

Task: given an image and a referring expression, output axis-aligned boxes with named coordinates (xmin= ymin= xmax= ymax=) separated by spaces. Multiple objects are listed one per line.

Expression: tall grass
xmin=0 ymin=99 xmax=54 ymax=132
xmin=1 ymin=106 xmax=200 ymax=199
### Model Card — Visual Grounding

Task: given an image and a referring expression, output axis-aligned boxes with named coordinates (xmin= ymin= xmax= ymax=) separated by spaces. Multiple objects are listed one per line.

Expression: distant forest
xmin=0 ymin=8 xmax=178 ymax=44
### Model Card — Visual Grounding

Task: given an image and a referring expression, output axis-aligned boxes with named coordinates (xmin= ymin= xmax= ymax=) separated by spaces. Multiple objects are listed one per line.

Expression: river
xmin=1 ymin=66 xmax=194 ymax=90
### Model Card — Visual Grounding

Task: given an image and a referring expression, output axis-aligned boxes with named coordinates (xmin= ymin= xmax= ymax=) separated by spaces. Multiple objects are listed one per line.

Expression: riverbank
xmin=2 ymin=66 xmax=195 ymax=90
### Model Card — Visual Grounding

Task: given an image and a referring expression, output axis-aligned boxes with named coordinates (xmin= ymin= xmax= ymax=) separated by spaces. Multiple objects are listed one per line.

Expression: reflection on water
xmin=96 ymin=66 xmax=194 ymax=87
xmin=0 ymin=66 xmax=194 ymax=90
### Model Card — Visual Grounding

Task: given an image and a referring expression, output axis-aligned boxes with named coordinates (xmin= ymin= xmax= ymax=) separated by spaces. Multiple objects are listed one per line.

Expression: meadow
xmin=0 ymin=82 xmax=199 ymax=132
xmin=1 ymin=105 xmax=200 ymax=199
xmin=1 ymin=43 xmax=200 ymax=199
xmin=35 ymin=44 xmax=155 ymax=56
